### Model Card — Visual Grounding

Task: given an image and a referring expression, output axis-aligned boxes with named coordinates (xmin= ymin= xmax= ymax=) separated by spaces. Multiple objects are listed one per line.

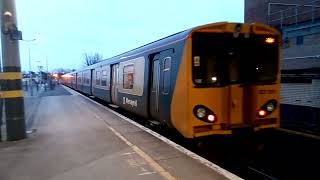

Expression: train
xmin=62 ymin=22 xmax=281 ymax=139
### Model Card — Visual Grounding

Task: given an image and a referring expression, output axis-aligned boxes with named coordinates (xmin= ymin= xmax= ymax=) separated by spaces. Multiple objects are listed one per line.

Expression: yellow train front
xmin=62 ymin=22 xmax=280 ymax=139
xmin=171 ymin=22 xmax=280 ymax=138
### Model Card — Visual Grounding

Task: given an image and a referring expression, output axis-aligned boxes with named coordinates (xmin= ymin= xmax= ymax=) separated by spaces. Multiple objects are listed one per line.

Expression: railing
xmin=283 ymin=54 xmax=320 ymax=60
xmin=268 ymin=0 xmax=320 ymax=29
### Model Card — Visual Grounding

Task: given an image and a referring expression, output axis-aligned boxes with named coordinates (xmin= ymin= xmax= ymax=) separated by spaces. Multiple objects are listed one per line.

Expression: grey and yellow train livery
xmin=63 ymin=22 xmax=281 ymax=139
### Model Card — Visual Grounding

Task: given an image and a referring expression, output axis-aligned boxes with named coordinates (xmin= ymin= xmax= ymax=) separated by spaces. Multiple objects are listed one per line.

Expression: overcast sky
xmin=16 ymin=0 xmax=244 ymax=72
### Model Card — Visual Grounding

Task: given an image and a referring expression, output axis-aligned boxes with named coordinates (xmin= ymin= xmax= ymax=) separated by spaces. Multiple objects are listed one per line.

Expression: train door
xmin=74 ymin=73 xmax=77 ymax=89
xmin=150 ymin=49 xmax=174 ymax=125
xmin=227 ymin=56 xmax=245 ymax=127
xmin=228 ymin=85 xmax=244 ymax=126
xmin=111 ymin=64 xmax=119 ymax=104
xmin=150 ymin=54 xmax=161 ymax=120
xmin=76 ymin=73 xmax=80 ymax=90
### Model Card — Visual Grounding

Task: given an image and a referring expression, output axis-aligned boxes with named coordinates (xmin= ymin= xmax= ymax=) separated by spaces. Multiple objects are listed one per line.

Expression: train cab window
xmin=163 ymin=57 xmax=171 ymax=94
xmin=101 ymin=70 xmax=107 ymax=86
xmin=227 ymin=51 xmax=241 ymax=83
xmin=96 ymin=71 xmax=101 ymax=85
xmin=192 ymin=33 xmax=278 ymax=87
xmin=192 ymin=55 xmax=219 ymax=85
xmin=123 ymin=64 xmax=134 ymax=89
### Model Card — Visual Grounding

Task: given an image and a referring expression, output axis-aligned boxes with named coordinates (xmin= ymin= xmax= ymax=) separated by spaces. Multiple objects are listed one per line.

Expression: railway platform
xmin=0 ymin=85 xmax=239 ymax=180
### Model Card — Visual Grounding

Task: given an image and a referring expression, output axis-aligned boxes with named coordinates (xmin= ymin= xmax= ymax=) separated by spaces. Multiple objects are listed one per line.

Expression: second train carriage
xmin=62 ymin=22 xmax=281 ymax=138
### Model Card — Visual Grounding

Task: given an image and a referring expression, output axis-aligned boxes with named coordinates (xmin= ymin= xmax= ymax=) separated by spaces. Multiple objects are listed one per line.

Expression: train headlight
xmin=193 ymin=105 xmax=217 ymax=123
xmin=196 ymin=108 xmax=206 ymax=118
xmin=266 ymin=103 xmax=275 ymax=112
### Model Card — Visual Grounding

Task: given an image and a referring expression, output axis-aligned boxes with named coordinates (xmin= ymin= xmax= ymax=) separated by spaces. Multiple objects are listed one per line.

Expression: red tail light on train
xmin=258 ymin=110 xmax=267 ymax=117
xmin=207 ymin=115 xmax=216 ymax=122
xmin=257 ymin=99 xmax=278 ymax=118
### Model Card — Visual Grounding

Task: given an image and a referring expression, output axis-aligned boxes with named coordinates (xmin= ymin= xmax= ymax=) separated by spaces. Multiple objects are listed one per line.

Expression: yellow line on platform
xmin=62 ymin=85 xmax=242 ymax=180
xmin=92 ymin=112 xmax=177 ymax=180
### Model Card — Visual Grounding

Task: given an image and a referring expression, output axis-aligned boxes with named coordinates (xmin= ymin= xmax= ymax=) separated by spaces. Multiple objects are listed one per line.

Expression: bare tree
xmin=83 ymin=52 xmax=103 ymax=66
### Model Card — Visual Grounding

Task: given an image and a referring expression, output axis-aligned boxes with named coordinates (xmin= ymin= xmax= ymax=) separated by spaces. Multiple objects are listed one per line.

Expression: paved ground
xmin=0 ymin=86 xmax=232 ymax=180
xmin=39 ymin=84 xmax=71 ymax=97
xmin=24 ymin=85 xmax=71 ymax=130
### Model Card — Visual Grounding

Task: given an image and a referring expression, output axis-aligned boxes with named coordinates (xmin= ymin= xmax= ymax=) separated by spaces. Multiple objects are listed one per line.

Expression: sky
xmin=16 ymin=0 xmax=244 ymax=72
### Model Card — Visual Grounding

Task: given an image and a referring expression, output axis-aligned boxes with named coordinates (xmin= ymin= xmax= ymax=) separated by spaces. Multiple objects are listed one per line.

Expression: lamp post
xmin=0 ymin=0 xmax=27 ymax=141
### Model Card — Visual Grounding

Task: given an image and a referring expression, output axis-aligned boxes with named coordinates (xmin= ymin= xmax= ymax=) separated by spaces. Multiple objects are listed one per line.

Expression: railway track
xmin=247 ymin=166 xmax=279 ymax=180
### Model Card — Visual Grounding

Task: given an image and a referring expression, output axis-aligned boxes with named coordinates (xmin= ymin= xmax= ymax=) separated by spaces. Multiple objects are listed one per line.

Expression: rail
xmin=282 ymin=54 xmax=320 ymax=60
xmin=268 ymin=0 xmax=320 ymax=29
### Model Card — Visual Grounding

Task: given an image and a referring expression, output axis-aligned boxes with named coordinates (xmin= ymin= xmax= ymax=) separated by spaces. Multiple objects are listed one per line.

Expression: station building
xmin=245 ymin=0 xmax=320 ymax=134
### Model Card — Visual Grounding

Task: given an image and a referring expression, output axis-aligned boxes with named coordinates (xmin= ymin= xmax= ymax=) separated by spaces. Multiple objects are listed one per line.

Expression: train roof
xmin=69 ymin=22 xmax=279 ymax=74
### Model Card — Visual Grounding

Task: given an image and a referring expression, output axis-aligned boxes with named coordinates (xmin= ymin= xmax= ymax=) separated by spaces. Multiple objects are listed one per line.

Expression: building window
xmin=296 ymin=36 xmax=304 ymax=45
xmin=282 ymin=37 xmax=290 ymax=48
xmin=163 ymin=57 xmax=171 ymax=94
xmin=123 ymin=64 xmax=134 ymax=89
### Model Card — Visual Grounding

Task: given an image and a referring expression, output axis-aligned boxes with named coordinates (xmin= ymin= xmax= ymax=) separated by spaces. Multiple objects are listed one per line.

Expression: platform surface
xmin=0 ymin=85 xmax=233 ymax=180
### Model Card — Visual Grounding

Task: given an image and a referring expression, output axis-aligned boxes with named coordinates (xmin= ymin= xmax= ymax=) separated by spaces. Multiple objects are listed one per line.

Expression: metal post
xmin=45 ymin=56 xmax=48 ymax=91
xmin=46 ymin=56 xmax=48 ymax=88
xmin=312 ymin=6 xmax=315 ymax=23
xmin=0 ymin=0 xmax=26 ymax=141
xmin=280 ymin=11 xmax=283 ymax=29
xmin=295 ymin=6 xmax=298 ymax=25
xmin=28 ymin=47 xmax=33 ymax=96
xmin=0 ymin=30 xmax=2 ymax=141
xmin=267 ymin=3 xmax=271 ymax=25
xmin=46 ymin=56 xmax=48 ymax=73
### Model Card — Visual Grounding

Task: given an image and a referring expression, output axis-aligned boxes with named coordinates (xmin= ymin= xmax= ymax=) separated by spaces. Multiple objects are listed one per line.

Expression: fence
xmin=268 ymin=0 xmax=320 ymax=29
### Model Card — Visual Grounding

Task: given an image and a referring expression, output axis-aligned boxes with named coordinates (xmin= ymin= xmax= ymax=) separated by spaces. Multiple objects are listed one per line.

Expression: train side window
xmin=163 ymin=57 xmax=171 ymax=94
xmin=87 ymin=72 xmax=90 ymax=84
xmin=101 ymin=70 xmax=107 ymax=86
xmin=83 ymin=74 xmax=86 ymax=84
xmin=96 ymin=71 xmax=101 ymax=85
xmin=123 ymin=64 xmax=134 ymax=89
xmin=118 ymin=57 xmax=145 ymax=96
xmin=84 ymin=73 xmax=87 ymax=84
xmin=85 ymin=73 xmax=89 ymax=84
